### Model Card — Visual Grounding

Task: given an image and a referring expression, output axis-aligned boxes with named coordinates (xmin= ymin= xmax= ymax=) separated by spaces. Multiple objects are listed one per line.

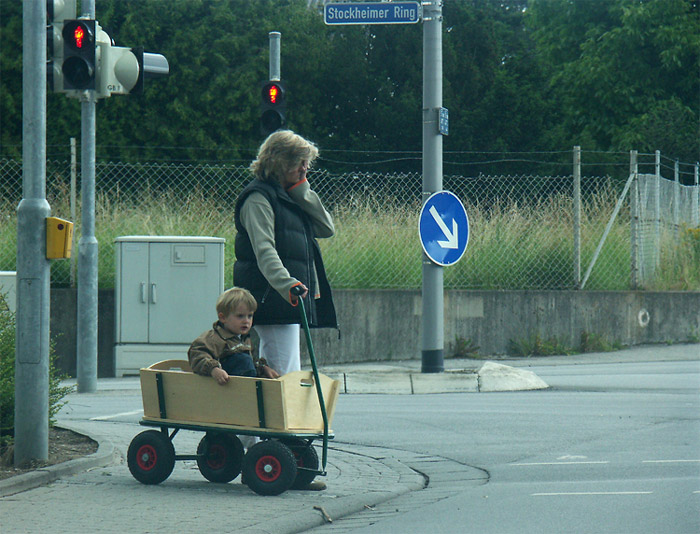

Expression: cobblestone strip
xmin=0 ymin=427 xmax=426 ymax=534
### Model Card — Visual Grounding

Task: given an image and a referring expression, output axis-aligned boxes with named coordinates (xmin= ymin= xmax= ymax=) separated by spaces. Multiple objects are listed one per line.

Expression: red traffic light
xmin=72 ymin=25 xmax=85 ymax=48
xmin=63 ymin=20 xmax=94 ymax=51
xmin=261 ymin=82 xmax=285 ymax=106
xmin=260 ymin=80 xmax=287 ymax=136
xmin=62 ymin=20 xmax=96 ymax=90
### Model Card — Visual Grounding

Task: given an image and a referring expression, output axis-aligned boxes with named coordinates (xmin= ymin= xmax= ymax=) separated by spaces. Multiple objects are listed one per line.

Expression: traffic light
xmin=260 ymin=80 xmax=286 ymax=136
xmin=62 ymin=19 xmax=97 ymax=90
xmin=46 ymin=0 xmax=76 ymax=92
xmin=97 ymin=44 xmax=169 ymax=98
xmin=48 ymin=10 xmax=168 ymax=99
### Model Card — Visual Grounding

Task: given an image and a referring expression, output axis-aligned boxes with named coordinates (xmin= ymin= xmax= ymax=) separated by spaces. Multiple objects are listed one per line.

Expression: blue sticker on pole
xmin=419 ymin=191 xmax=469 ymax=266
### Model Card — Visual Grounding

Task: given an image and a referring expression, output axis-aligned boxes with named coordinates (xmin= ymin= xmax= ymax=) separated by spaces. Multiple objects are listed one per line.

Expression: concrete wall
xmin=51 ymin=288 xmax=115 ymax=377
xmin=306 ymin=290 xmax=700 ymax=364
xmin=49 ymin=289 xmax=700 ymax=376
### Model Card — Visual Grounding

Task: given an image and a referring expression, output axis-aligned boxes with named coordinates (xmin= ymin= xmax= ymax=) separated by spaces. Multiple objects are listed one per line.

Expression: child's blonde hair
xmin=216 ymin=287 xmax=257 ymax=316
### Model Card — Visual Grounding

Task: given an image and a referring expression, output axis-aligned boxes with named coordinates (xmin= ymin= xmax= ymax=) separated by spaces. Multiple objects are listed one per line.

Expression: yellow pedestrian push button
xmin=46 ymin=217 xmax=74 ymax=259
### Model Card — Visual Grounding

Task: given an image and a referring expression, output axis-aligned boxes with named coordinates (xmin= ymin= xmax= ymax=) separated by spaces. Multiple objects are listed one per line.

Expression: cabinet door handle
xmin=151 ymin=283 xmax=157 ymax=304
xmin=140 ymin=282 xmax=147 ymax=303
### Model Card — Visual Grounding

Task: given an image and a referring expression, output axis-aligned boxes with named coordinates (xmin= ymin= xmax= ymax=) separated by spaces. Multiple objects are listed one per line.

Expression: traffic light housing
xmin=97 ymin=44 xmax=169 ymax=98
xmin=48 ymin=9 xmax=168 ymax=99
xmin=46 ymin=0 xmax=76 ymax=92
xmin=62 ymin=19 xmax=97 ymax=90
xmin=260 ymin=80 xmax=286 ymax=136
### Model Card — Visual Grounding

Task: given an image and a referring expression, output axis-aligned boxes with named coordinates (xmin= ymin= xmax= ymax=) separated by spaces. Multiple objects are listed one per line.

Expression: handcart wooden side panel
xmin=140 ymin=360 xmax=340 ymax=433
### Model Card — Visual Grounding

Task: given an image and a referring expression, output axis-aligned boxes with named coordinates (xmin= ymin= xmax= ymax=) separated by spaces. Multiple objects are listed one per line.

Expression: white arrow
xmin=429 ymin=206 xmax=458 ymax=249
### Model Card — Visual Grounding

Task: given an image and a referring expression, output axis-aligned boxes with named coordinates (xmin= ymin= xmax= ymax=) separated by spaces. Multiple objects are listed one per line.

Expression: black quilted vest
xmin=233 ymin=179 xmax=337 ymax=329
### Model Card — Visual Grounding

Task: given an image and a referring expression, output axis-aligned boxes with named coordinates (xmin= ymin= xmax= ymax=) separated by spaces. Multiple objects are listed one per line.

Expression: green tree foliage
xmin=0 ymin=0 xmax=697 ymax=168
xmin=0 ymin=0 xmax=23 ymax=158
xmin=527 ymin=0 xmax=700 ymax=164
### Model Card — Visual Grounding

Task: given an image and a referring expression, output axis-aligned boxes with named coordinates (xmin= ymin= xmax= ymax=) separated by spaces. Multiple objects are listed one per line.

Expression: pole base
xmin=421 ymin=349 xmax=444 ymax=373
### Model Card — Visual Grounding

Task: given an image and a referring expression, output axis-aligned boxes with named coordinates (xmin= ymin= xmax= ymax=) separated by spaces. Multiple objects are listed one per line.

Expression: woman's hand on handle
xmin=289 ymin=283 xmax=308 ymax=305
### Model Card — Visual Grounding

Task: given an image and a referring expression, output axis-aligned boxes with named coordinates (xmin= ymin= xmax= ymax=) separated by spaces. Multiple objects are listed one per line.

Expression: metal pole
xmin=654 ymin=150 xmax=661 ymax=270
xmin=269 ymin=32 xmax=281 ymax=81
xmin=421 ymin=0 xmax=443 ymax=373
xmin=673 ymin=159 xmax=680 ymax=235
xmin=694 ymin=163 xmax=699 ymax=227
xmin=70 ymin=137 xmax=77 ymax=287
xmin=573 ymin=146 xmax=581 ymax=288
xmin=77 ymin=0 xmax=98 ymax=392
xmin=15 ymin=0 xmax=51 ymax=467
xmin=629 ymin=150 xmax=639 ymax=289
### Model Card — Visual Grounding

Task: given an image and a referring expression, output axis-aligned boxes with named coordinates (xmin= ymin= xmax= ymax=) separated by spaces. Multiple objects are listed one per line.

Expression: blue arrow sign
xmin=419 ymin=191 xmax=469 ymax=266
xmin=324 ymin=2 xmax=421 ymax=25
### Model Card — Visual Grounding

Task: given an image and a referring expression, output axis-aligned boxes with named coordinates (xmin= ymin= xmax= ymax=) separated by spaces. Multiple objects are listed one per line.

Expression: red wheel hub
xmin=136 ymin=444 xmax=157 ymax=471
xmin=207 ymin=444 xmax=226 ymax=469
xmin=255 ymin=455 xmax=282 ymax=482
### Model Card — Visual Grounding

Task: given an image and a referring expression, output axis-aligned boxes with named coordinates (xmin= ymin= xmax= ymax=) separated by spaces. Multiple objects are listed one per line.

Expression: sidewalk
xmin=1 ymin=343 xmax=697 ymax=533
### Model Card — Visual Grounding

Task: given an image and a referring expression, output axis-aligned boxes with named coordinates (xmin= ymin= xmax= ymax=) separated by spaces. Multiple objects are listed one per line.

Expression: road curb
xmin=325 ymin=361 xmax=549 ymax=394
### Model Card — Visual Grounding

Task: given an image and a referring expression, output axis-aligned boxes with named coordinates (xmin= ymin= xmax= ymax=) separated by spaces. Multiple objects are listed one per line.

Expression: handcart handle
xmin=295 ymin=295 xmax=330 ymax=472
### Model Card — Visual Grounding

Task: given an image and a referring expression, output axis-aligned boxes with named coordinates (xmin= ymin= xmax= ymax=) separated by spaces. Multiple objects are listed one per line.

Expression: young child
xmin=188 ymin=287 xmax=279 ymax=384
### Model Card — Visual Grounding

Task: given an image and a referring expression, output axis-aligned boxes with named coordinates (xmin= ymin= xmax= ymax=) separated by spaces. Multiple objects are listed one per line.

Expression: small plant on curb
xmin=0 ymin=293 xmax=75 ymax=465
xmin=508 ymin=333 xmax=575 ymax=357
xmin=447 ymin=336 xmax=481 ymax=359
xmin=578 ymin=331 xmax=624 ymax=353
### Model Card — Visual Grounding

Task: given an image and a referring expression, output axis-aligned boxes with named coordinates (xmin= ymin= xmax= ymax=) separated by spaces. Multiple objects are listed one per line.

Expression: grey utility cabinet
xmin=114 ymin=236 xmax=225 ymax=376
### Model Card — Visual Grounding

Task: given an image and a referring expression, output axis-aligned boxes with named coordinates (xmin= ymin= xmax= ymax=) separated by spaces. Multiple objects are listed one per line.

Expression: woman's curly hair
xmin=250 ymin=130 xmax=319 ymax=183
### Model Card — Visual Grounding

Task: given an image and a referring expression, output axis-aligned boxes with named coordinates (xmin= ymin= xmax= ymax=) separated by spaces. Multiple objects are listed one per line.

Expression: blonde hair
xmin=216 ymin=287 xmax=257 ymax=316
xmin=249 ymin=130 xmax=319 ymax=183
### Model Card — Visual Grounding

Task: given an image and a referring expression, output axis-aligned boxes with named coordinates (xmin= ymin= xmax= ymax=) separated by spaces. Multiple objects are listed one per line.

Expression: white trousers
xmin=241 ymin=325 xmax=300 ymax=451
xmin=254 ymin=324 xmax=301 ymax=375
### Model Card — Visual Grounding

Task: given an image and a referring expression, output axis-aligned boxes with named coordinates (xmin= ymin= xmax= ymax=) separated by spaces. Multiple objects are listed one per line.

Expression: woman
xmin=233 ymin=130 xmax=337 ymax=376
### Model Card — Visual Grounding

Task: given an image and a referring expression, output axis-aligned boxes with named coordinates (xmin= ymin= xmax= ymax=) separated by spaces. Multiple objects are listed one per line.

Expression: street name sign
xmin=418 ymin=191 xmax=469 ymax=266
xmin=324 ymin=2 xmax=421 ymax=25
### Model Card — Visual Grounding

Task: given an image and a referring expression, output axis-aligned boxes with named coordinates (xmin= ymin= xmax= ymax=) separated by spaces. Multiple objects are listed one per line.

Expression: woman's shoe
xmin=302 ymin=480 xmax=327 ymax=491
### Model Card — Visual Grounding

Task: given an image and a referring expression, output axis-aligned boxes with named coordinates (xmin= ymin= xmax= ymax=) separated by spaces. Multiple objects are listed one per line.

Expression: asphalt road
xmin=306 ymin=358 xmax=700 ymax=533
xmin=2 ymin=346 xmax=697 ymax=534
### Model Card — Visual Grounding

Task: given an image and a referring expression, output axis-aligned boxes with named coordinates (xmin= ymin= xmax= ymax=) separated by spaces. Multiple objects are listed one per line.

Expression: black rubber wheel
xmin=242 ymin=440 xmax=297 ymax=496
xmin=196 ymin=432 xmax=244 ymax=483
xmin=127 ymin=430 xmax=175 ymax=485
xmin=281 ymin=438 xmax=320 ymax=489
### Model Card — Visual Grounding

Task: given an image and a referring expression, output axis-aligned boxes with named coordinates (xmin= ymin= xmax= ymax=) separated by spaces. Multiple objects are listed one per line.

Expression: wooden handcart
xmin=127 ymin=297 xmax=339 ymax=496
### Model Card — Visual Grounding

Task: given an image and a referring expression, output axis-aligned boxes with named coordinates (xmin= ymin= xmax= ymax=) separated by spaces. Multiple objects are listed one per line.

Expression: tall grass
xmin=323 ymin=196 xmax=422 ymax=288
xmin=0 ymin=186 xmax=697 ymax=291
xmin=651 ymin=226 xmax=700 ymax=290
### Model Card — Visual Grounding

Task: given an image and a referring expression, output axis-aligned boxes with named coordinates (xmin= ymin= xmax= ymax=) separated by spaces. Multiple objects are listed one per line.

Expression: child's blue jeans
xmin=220 ymin=353 xmax=256 ymax=377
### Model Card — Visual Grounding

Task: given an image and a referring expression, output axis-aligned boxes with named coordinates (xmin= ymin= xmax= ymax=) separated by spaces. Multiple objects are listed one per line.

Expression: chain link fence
xmin=634 ymin=171 xmax=700 ymax=286
xmin=0 ymin=150 xmax=698 ymax=291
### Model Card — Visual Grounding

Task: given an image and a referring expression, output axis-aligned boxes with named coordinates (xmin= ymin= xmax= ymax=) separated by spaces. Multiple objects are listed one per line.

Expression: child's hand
xmin=211 ymin=367 xmax=230 ymax=385
xmin=261 ymin=365 xmax=280 ymax=379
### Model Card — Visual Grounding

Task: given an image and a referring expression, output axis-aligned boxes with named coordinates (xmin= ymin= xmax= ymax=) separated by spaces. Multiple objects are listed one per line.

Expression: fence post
xmin=70 ymin=137 xmax=77 ymax=287
xmin=573 ymin=146 xmax=581 ymax=289
xmin=674 ymin=159 xmax=680 ymax=235
xmin=629 ymin=150 xmax=639 ymax=289
xmin=694 ymin=163 xmax=699 ymax=227
xmin=654 ymin=150 xmax=661 ymax=270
